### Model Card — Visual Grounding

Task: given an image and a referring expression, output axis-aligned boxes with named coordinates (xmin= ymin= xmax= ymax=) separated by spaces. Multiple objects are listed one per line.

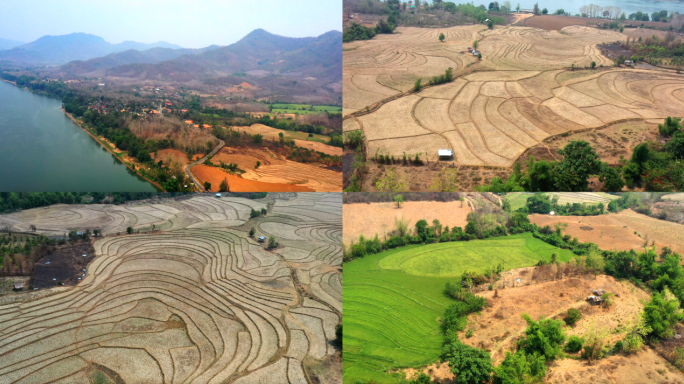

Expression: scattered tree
xmin=219 ymin=178 xmax=229 ymax=192
xmin=564 ymin=308 xmax=582 ymax=325
xmin=394 ymin=194 xmax=405 ymax=208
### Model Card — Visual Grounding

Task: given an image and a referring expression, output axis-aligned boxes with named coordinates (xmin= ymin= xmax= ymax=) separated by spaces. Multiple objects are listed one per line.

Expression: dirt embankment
xmin=343 ymin=200 xmax=471 ymax=244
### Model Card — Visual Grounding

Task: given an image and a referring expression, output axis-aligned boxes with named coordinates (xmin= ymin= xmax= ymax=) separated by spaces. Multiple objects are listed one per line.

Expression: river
xmin=0 ymin=81 xmax=158 ymax=192
xmin=474 ymin=0 xmax=684 ymax=16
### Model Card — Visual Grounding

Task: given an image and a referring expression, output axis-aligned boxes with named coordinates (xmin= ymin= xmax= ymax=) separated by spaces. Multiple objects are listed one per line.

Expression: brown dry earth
xmin=519 ymin=120 xmax=659 ymax=166
xmin=529 ymin=209 xmax=684 ymax=254
xmin=152 ymin=148 xmax=192 ymax=167
xmin=462 ymin=275 xmax=649 ymax=363
xmin=0 ymin=193 xmax=343 ymax=384
xmin=344 ymin=24 xmax=684 ymax=167
xmin=342 ymin=201 xmax=471 ymax=244
xmin=211 ymin=147 xmax=342 ymax=192
xmin=192 ymin=164 xmax=314 ymax=192
xmin=546 ymin=347 xmax=684 ymax=384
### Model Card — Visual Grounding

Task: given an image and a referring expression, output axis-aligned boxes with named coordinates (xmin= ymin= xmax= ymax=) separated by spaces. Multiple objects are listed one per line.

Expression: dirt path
xmin=186 ymin=139 xmax=225 ymax=191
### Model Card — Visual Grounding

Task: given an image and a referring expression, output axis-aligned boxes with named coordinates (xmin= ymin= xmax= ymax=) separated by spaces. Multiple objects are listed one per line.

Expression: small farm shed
xmin=438 ymin=149 xmax=454 ymax=158
xmin=13 ymin=282 xmax=24 ymax=291
xmin=215 ymin=193 xmax=221 ymax=198
xmin=472 ymin=50 xmax=480 ymax=56
xmin=587 ymin=295 xmax=602 ymax=305
xmin=258 ymin=236 xmax=266 ymax=243
xmin=624 ymin=60 xmax=633 ymax=66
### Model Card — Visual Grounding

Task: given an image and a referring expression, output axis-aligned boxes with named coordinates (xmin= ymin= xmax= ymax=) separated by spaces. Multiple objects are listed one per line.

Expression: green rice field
xmin=343 ymin=233 xmax=575 ymax=383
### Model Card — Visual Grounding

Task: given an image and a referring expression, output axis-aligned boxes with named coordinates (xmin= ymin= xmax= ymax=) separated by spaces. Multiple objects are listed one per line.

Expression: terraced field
xmin=344 ymin=25 xmax=684 ymax=164
xmin=343 ymin=233 xmax=573 ymax=383
xmin=0 ymin=193 xmax=342 ymax=384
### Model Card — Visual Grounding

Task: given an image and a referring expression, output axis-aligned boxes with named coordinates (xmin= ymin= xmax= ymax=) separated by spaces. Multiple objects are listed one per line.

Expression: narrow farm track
xmin=187 ymin=140 xmax=225 ymax=192
xmin=344 ymin=24 xmax=684 ymax=166
xmin=0 ymin=193 xmax=342 ymax=384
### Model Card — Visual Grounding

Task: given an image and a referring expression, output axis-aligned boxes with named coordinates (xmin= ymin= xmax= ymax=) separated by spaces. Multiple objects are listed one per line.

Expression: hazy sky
xmin=0 ymin=0 xmax=341 ymax=48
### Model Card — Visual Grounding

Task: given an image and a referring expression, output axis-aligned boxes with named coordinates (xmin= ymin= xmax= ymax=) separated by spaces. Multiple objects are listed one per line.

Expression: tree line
xmin=478 ymin=117 xmax=684 ymax=192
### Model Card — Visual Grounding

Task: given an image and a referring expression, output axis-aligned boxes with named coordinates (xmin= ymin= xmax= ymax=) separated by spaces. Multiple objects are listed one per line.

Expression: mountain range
xmin=0 ymin=33 xmax=184 ymax=64
xmin=66 ymin=29 xmax=343 ymax=85
xmin=0 ymin=37 xmax=24 ymax=51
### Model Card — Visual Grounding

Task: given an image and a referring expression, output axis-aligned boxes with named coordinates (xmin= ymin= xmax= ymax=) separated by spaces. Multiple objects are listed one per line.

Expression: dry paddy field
xmin=202 ymin=147 xmax=341 ymax=192
xmin=0 ymin=193 xmax=342 ymax=384
xmin=344 ymin=24 xmax=684 ymax=165
xmin=529 ymin=209 xmax=684 ymax=254
xmin=342 ymin=200 xmax=471 ymax=245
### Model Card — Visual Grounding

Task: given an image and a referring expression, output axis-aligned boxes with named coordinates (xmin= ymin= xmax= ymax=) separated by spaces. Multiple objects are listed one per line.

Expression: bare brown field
xmin=0 ymin=193 xmax=343 ymax=383
xmin=463 ymin=275 xmax=649 ymax=363
xmin=344 ymin=24 xmax=684 ymax=174
xmin=295 ymin=139 xmax=343 ymax=156
xmin=546 ymin=347 xmax=684 ymax=384
xmin=191 ymin=164 xmax=315 ymax=192
xmin=152 ymin=148 xmax=191 ymax=168
xmin=529 ymin=209 xmax=684 ymax=254
xmin=213 ymin=147 xmax=282 ymax=169
xmin=525 ymin=15 xmax=677 ymax=31
xmin=212 ymin=147 xmax=341 ymax=192
xmin=519 ymin=120 xmax=659 ymax=166
xmin=623 ymin=28 xmax=684 ymax=42
xmin=342 ymin=200 xmax=471 ymax=244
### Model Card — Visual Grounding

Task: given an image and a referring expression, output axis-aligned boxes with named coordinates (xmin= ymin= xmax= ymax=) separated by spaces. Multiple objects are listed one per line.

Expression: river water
xmin=474 ymin=0 xmax=684 ymax=16
xmin=0 ymin=81 xmax=158 ymax=192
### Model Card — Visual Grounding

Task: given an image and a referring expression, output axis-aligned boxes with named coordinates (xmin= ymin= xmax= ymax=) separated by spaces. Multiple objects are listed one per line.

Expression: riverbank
xmin=61 ymin=109 xmax=164 ymax=191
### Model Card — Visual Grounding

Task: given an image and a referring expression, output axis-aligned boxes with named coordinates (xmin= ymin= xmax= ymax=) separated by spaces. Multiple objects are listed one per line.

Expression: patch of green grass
xmin=91 ymin=371 xmax=113 ymax=384
xmin=505 ymin=192 xmax=533 ymax=211
xmin=343 ymin=233 xmax=574 ymax=383
xmin=379 ymin=234 xmax=574 ymax=277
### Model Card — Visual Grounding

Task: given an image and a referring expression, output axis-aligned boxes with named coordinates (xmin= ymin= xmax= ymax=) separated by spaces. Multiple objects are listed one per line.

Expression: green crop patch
xmin=343 ymin=233 xmax=573 ymax=383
